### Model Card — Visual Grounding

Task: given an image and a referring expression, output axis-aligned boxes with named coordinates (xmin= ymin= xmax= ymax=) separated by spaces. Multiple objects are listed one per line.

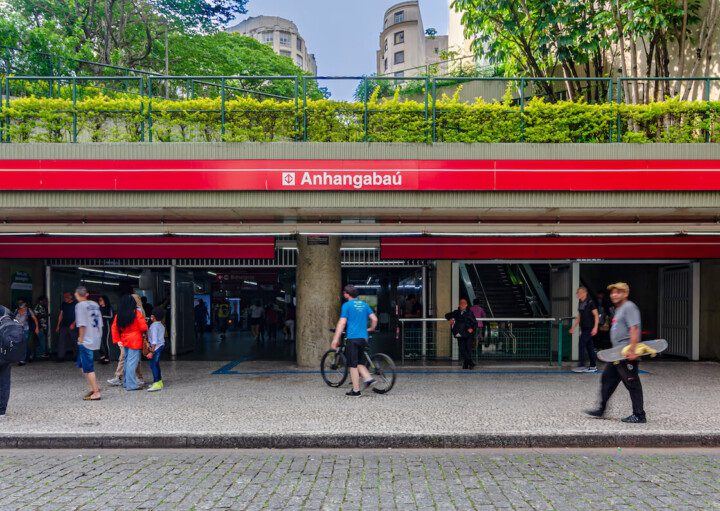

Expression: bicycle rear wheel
xmin=320 ymin=350 xmax=348 ymax=387
xmin=370 ymin=352 xmax=396 ymax=394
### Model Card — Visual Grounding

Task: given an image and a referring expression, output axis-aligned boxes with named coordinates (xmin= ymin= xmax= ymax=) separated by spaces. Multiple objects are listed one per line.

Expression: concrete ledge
xmin=3 ymin=433 xmax=720 ymax=449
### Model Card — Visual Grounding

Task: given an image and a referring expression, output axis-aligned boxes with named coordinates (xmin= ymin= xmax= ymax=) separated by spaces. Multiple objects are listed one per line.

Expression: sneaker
xmin=621 ymin=414 xmax=647 ymax=424
xmin=345 ymin=390 xmax=362 ymax=397
xmin=586 ymin=366 xmax=598 ymax=373
xmin=572 ymin=366 xmax=587 ymax=373
xmin=137 ymin=379 xmax=146 ymax=387
xmin=147 ymin=381 xmax=164 ymax=392
xmin=363 ymin=378 xmax=376 ymax=389
xmin=585 ymin=408 xmax=606 ymax=418
xmin=107 ymin=377 xmax=122 ymax=386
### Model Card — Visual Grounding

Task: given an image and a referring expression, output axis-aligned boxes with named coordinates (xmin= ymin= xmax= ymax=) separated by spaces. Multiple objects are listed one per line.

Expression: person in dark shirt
xmin=445 ymin=298 xmax=477 ymax=370
xmin=570 ymin=286 xmax=599 ymax=373
xmin=55 ymin=292 xmax=78 ymax=362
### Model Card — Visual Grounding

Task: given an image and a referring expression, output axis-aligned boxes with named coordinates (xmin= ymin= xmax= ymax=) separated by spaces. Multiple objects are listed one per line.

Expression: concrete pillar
xmin=296 ymin=235 xmax=341 ymax=367
xmin=435 ymin=260 xmax=453 ymax=358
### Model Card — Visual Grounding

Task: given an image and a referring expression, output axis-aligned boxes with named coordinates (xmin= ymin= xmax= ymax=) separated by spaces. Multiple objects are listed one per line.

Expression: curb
xmin=2 ymin=433 xmax=720 ymax=449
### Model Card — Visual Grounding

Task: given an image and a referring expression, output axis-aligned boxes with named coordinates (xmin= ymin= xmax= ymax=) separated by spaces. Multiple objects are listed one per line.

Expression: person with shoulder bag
xmin=0 ymin=304 xmax=26 ymax=420
xmin=445 ymin=298 xmax=478 ymax=370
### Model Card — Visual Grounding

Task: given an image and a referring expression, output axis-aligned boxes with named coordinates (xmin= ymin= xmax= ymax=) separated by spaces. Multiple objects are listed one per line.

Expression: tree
xmin=2 ymin=0 xmax=248 ymax=70
xmin=145 ymin=32 xmax=328 ymax=99
xmin=451 ymin=0 xmax=713 ymax=103
xmin=425 ymin=28 xmax=437 ymax=39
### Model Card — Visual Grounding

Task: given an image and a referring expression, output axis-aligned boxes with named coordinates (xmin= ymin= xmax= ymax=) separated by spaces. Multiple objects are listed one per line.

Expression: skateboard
xmin=596 ymin=339 xmax=668 ymax=363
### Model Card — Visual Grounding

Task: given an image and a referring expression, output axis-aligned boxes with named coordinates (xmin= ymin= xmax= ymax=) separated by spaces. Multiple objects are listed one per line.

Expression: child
xmin=146 ymin=307 xmax=166 ymax=392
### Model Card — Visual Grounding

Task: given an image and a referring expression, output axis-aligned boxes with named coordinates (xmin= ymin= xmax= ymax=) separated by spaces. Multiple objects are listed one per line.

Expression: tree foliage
xmin=1 ymin=0 xmax=248 ymax=70
xmin=451 ymin=0 xmax=717 ymax=103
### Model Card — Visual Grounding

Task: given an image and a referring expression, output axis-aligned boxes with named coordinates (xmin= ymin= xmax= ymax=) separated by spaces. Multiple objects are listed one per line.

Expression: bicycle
xmin=320 ymin=333 xmax=397 ymax=394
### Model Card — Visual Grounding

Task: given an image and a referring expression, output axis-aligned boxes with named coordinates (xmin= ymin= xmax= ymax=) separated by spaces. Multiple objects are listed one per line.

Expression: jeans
xmin=600 ymin=359 xmax=645 ymax=418
xmin=578 ymin=330 xmax=597 ymax=367
xmin=149 ymin=346 xmax=163 ymax=383
xmin=57 ymin=326 xmax=78 ymax=361
xmin=0 ymin=362 xmax=10 ymax=415
xmin=36 ymin=330 xmax=48 ymax=357
xmin=123 ymin=347 xmax=142 ymax=390
xmin=22 ymin=330 xmax=31 ymax=362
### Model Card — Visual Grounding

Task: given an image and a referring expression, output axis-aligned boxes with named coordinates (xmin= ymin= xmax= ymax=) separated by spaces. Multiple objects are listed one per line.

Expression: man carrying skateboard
xmin=586 ymin=282 xmax=646 ymax=423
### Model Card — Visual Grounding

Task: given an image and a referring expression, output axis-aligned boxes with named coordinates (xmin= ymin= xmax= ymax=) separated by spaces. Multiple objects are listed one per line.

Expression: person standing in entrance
xmin=55 ymin=292 xmax=78 ymax=362
xmin=33 ymin=296 xmax=50 ymax=360
xmin=111 ymin=295 xmax=148 ymax=391
xmin=74 ymin=287 xmax=103 ymax=401
xmin=569 ymin=286 xmax=600 ymax=373
xmin=0 ymin=305 xmax=13 ymax=420
xmin=331 ymin=285 xmax=378 ymax=397
xmin=586 ymin=282 xmax=647 ymax=423
xmin=14 ymin=297 xmax=38 ymax=366
xmin=445 ymin=298 xmax=477 ymax=370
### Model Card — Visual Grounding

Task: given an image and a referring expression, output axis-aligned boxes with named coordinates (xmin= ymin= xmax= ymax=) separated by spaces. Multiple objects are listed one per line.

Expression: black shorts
xmin=346 ymin=338 xmax=369 ymax=368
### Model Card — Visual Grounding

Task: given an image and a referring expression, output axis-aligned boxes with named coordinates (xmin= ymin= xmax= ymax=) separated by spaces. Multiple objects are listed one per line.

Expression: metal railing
xmin=400 ymin=317 xmax=562 ymax=365
xmin=1 ymin=75 xmax=719 ymax=143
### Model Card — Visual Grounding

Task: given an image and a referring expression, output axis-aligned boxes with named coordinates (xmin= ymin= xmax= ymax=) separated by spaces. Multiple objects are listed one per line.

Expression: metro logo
xmin=281 ymin=172 xmax=296 ymax=186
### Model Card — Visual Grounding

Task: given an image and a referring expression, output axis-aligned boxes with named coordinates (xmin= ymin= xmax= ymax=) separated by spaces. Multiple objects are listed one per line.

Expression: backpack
xmin=0 ymin=307 xmax=27 ymax=363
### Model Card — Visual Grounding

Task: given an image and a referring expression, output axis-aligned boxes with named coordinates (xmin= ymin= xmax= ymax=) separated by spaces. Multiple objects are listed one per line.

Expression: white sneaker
xmin=586 ymin=366 xmax=598 ymax=373
xmin=107 ymin=377 xmax=122 ymax=386
xmin=137 ymin=379 xmax=146 ymax=387
xmin=572 ymin=366 xmax=588 ymax=373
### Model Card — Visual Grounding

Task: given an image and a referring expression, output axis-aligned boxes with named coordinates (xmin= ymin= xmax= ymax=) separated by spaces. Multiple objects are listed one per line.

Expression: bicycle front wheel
xmin=370 ymin=353 xmax=396 ymax=394
xmin=320 ymin=350 xmax=348 ymax=387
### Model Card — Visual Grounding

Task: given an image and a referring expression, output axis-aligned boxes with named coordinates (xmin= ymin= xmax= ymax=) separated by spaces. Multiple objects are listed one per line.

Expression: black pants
xmin=56 ymin=326 xmax=78 ymax=361
xmin=600 ymin=360 xmax=645 ymax=417
xmin=579 ymin=330 xmax=597 ymax=367
xmin=0 ymin=362 xmax=10 ymax=415
xmin=457 ymin=336 xmax=474 ymax=367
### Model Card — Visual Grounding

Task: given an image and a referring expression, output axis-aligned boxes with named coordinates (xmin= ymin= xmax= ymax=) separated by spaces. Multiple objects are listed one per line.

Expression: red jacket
xmin=111 ymin=309 xmax=148 ymax=350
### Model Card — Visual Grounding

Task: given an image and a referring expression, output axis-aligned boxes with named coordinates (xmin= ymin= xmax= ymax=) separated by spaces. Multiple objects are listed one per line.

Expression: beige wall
xmin=434 ymin=260 xmax=453 ymax=358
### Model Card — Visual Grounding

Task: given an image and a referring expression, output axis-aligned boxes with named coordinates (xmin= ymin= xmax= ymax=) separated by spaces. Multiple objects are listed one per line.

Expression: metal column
xmin=170 ymin=261 xmax=177 ymax=359
xmin=451 ymin=262 xmax=459 ymax=361
xmin=45 ymin=264 xmax=52 ymax=353
xmin=571 ymin=262 xmax=580 ymax=362
xmin=421 ymin=265 xmax=427 ymax=358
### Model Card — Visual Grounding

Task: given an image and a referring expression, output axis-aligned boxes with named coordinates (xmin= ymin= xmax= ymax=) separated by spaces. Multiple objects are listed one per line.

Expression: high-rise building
xmin=228 ymin=16 xmax=318 ymax=75
xmin=376 ymin=1 xmax=448 ymax=77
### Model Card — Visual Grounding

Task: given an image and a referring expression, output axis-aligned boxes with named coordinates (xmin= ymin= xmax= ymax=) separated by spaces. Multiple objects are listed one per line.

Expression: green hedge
xmin=1 ymin=94 xmax=719 ymax=143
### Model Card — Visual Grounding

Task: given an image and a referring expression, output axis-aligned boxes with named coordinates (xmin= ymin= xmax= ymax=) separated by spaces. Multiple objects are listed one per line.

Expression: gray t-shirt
xmin=75 ymin=300 xmax=103 ymax=350
xmin=610 ymin=300 xmax=641 ymax=347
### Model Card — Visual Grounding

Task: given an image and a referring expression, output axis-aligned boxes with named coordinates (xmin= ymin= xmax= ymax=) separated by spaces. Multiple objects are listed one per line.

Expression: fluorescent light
xmin=82 ymin=279 xmax=120 ymax=287
xmin=243 ymin=280 xmax=258 ymax=286
xmin=207 ymin=271 xmax=217 ymax=276
xmin=78 ymin=267 xmax=140 ymax=279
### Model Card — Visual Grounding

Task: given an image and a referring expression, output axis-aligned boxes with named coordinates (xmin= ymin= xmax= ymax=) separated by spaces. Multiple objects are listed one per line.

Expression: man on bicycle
xmin=331 ymin=285 xmax=378 ymax=397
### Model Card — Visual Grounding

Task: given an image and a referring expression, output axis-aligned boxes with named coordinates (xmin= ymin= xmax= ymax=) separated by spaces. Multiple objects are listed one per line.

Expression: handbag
xmin=142 ymin=332 xmax=152 ymax=359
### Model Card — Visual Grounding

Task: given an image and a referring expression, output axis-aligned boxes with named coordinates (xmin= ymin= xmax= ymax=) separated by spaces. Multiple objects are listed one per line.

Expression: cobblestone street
xmin=0 ymin=449 xmax=718 ymax=510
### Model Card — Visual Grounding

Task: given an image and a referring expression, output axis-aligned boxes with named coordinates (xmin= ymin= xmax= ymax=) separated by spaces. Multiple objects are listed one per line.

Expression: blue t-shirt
xmin=341 ymin=299 xmax=374 ymax=340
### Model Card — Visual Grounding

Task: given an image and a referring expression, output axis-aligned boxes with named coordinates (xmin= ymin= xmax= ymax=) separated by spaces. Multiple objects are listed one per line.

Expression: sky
xmin=230 ymin=1 xmax=450 ymax=100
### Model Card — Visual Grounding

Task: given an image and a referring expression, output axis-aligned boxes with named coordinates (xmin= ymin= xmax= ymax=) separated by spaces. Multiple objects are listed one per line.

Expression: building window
xmin=384 ymin=58 xmax=388 ymax=71
xmin=295 ymin=55 xmax=304 ymax=67
xmin=384 ymin=39 xmax=388 ymax=52
xmin=394 ymin=31 xmax=404 ymax=44
xmin=279 ymin=31 xmax=291 ymax=46
xmin=262 ymin=31 xmax=274 ymax=44
xmin=394 ymin=71 xmax=404 ymax=78
xmin=394 ymin=51 xmax=405 ymax=65
xmin=394 ymin=10 xmax=404 ymax=24
xmin=434 ymin=47 xmax=439 ymax=54
xmin=280 ymin=50 xmax=291 ymax=57
xmin=297 ymin=38 xmax=303 ymax=51
xmin=384 ymin=17 xmax=388 ymax=28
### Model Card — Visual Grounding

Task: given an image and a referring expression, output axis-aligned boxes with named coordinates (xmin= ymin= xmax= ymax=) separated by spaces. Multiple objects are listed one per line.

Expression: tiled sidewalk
xmin=0 ymin=360 xmax=718 ymax=447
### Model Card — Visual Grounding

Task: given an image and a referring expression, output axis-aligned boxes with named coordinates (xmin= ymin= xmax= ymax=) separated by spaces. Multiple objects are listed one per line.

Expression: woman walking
xmin=111 ymin=295 xmax=148 ymax=391
xmin=97 ymin=295 xmax=113 ymax=364
xmin=14 ymin=297 xmax=38 ymax=366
